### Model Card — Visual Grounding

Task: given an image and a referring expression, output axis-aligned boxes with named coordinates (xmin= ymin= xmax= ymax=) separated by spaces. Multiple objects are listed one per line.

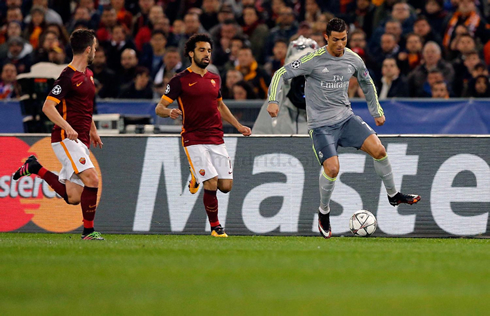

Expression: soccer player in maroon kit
xmin=156 ymin=34 xmax=252 ymax=237
xmin=13 ymin=29 xmax=104 ymax=240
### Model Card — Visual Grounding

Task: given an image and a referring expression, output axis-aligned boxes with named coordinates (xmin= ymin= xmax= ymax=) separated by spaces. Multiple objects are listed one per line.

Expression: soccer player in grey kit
xmin=267 ymin=18 xmax=421 ymax=239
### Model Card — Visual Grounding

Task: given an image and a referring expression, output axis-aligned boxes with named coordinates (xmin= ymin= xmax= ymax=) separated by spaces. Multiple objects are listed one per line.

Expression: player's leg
xmin=13 ymin=155 xmax=70 ymax=203
xmin=358 ymin=122 xmax=420 ymax=206
xmin=185 ymin=145 xmax=227 ymax=237
xmin=310 ymin=128 xmax=339 ymax=239
xmin=77 ymin=167 xmax=103 ymax=240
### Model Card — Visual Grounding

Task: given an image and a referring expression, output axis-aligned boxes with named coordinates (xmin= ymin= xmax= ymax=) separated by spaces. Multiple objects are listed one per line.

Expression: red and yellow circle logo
xmin=0 ymin=137 xmax=102 ymax=232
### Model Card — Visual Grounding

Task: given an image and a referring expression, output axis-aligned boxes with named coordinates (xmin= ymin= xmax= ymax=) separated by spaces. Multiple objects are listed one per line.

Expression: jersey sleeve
xmin=47 ymin=73 xmax=72 ymax=104
xmin=354 ymin=55 xmax=384 ymax=118
xmin=268 ymin=49 xmax=320 ymax=103
xmin=161 ymin=75 xmax=182 ymax=103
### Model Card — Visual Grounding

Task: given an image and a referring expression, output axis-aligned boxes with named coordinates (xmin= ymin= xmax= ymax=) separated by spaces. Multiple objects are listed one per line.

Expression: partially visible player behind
xmin=267 ymin=18 xmax=421 ymax=239
xmin=155 ymin=33 xmax=252 ymax=237
xmin=13 ymin=29 xmax=104 ymax=240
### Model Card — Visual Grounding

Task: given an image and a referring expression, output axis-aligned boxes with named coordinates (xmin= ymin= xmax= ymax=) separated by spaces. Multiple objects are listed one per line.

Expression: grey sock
xmin=319 ymin=170 xmax=336 ymax=214
xmin=373 ymin=155 xmax=397 ymax=196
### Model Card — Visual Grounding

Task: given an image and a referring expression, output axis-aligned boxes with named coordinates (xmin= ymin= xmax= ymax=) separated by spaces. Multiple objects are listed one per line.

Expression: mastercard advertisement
xmin=0 ymin=136 xmax=102 ymax=233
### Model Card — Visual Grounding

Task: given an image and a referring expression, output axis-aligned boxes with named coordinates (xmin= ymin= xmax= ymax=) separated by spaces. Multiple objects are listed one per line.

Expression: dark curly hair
xmin=184 ymin=33 xmax=213 ymax=63
xmin=326 ymin=18 xmax=347 ymax=37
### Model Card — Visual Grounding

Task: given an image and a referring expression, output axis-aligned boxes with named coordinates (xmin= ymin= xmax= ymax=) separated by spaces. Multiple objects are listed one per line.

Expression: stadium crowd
xmin=1 ymin=0 xmax=490 ymax=101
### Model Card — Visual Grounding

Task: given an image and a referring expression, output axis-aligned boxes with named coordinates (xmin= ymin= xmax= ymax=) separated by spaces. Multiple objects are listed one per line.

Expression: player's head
xmin=325 ymin=18 xmax=347 ymax=57
xmin=185 ymin=33 xmax=213 ymax=69
xmin=70 ymin=29 xmax=96 ymax=64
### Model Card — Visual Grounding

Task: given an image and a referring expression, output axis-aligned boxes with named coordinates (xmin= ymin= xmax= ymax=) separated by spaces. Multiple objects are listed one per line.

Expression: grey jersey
xmin=268 ymin=47 xmax=384 ymax=129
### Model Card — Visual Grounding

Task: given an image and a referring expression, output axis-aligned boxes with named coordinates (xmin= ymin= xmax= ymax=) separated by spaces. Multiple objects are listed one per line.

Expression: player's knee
xmin=372 ymin=145 xmax=387 ymax=160
xmin=85 ymin=174 xmax=99 ymax=188
xmin=219 ymin=183 xmax=233 ymax=193
xmin=66 ymin=196 xmax=80 ymax=205
xmin=324 ymin=164 xmax=339 ymax=178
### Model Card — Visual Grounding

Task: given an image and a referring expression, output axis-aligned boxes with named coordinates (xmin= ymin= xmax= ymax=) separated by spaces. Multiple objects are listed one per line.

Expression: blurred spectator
xmin=242 ymin=5 xmax=269 ymax=64
xmin=33 ymin=30 xmax=60 ymax=63
xmin=373 ymin=33 xmax=400 ymax=79
xmin=413 ymin=15 xmax=442 ymax=46
xmin=46 ymin=23 xmax=70 ymax=47
xmin=265 ymin=6 xmax=298 ymax=59
xmin=211 ymin=19 xmax=242 ymax=67
xmin=295 ymin=21 xmax=313 ymax=39
xmin=422 ymin=0 xmax=448 ymax=35
xmin=67 ymin=6 xmax=94 ymax=33
xmin=264 ymin=38 xmax=287 ymax=76
xmin=209 ymin=4 xmax=235 ymax=37
xmin=96 ymin=5 xmax=119 ymax=42
xmin=372 ymin=0 xmax=398 ymax=33
xmin=443 ymin=0 xmax=490 ymax=50
xmin=102 ymin=23 xmax=137 ymax=72
xmin=23 ymin=5 xmax=47 ymax=49
xmin=221 ymin=69 xmax=243 ymax=99
xmin=0 ymin=6 xmax=23 ymax=45
xmin=222 ymin=35 xmax=248 ymax=73
xmin=465 ymin=75 xmax=490 ymax=97
xmin=377 ymin=57 xmax=409 ymax=99
xmin=111 ymin=0 xmax=133 ymax=30
xmin=370 ymin=19 xmax=404 ymax=58
xmin=3 ymin=36 xmax=33 ymax=74
xmin=0 ymin=21 xmax=24 ymax=59
xmin=132 ymin=0 xmax=155 ymax=37
xmin=0 ymin=63 xmax=19 ymax=100
xmin=118 ymin=66 xmax=154 ymax=99
xmin=117 ymin=48 xmax=138 ymax=89
xmin=398 ymin=33 xmax=423 ymax=75
xmin=78 ymin=0 xmax=101 ymax=28
xmin=91 ymin=46 xmax=118 ymax=98
xmin=408 ymin=41 xmax=454 ymax=97
xmin=421 ymin=69 xmax=445 ymax=97
xmin=313 ymin=12 xmax=334 ymax=35
xmin=140 ymin=30 xmax=167 ymax=78
xmin=310 ymin=32 xmax=326 ymax=47
xmin=431 ymin=80 xmax=450 ymax=98
xmin=200 ymin=0 xmax=220 ymax=31
xmin=470 ymin=62 xmax=489 ymax=78
xmin=232 ymin=80 xmax=258 ymax=100
xmin=134 ymin=5 xmax=165 ymax=51
xmin=453 ymin=50 xmax=482 ymax=96
xmin=47 ymin=42 xmax=66 ymax=64
xmin=304 ymin=0 xmax=321 ymax=25
xmin=236 ymin=46 xmax=270 ymax=99
xmin=342 ymin=0 xmax=376 ymax=40
xmin=263 ymin=0 xmax=288 ymax=29
xmin=153 ymin=47 xmax=184 ymax=89
xmin=24 ymin=0 xmax=63 ymax=25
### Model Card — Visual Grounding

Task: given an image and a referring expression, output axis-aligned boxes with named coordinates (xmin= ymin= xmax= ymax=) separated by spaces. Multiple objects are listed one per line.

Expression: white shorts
xmin=184 ymin=143 xmax=233 ymax=183
xmin=51 ymin=138 xmax=94 ymax=187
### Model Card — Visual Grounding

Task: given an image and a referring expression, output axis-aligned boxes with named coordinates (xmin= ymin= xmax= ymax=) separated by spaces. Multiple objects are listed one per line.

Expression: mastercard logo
xmin=0 ymin=137 xmax=102 ymax=232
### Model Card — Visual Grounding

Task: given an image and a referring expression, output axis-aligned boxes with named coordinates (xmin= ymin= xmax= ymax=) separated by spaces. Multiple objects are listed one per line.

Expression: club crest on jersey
xmin=291 ymin=59 xmax=301 ymax=69
xmin=199 ymin=169 xmax=205 ymax=176
xmin=52 ymin=85 xmax=62 ymax=95
xmin=211 ymin=79 xmax=216 ymax=87
xmin=363 ymin=69 xmax=369 ymax=77
xmin=165 ymin=84 xmax=170 ymax=94
xmin=79 ymin=157 xmax=86 ymax=165
xmin=90 ymin=76 xmax=94 ymax=84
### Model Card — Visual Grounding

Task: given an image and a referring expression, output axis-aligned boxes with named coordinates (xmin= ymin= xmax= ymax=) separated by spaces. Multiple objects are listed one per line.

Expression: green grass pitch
xmin=0 ymin=233 xmax=489 ymax=315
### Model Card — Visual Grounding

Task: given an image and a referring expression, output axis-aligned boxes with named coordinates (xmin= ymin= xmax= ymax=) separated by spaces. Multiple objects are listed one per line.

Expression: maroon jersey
xmin=162 ymin=68 xmax=224 ymax=146
xmin=47 ymin=64 xmax=96 ymax=148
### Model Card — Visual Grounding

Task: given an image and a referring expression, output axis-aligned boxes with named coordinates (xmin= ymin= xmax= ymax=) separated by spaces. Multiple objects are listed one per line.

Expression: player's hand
xmin=65 ymin=126 xmax=78 ymax=142
xmin=90 ymin=131 xmax=103 ymax=148
xmin=237 ymin=125 xmax=252 ymax=136
xmin=267 ymin=103 xmax=279 ymax=117
xmin=169 ymin=108 xmax=182 ymax=119
xmin=375 ymin=115 xmax=385 ymax=126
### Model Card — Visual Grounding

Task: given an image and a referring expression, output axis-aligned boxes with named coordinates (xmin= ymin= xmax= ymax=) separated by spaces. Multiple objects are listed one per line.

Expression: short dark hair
xmin=326 ymin=18 xmax=347 ymax=37
xmin=135 ymin=66 xmax=150 ymax=77
xmin=70 ymin=29 xmax=96 ymax=55
xmin=184 ymin=33 xmax=213 ymax=62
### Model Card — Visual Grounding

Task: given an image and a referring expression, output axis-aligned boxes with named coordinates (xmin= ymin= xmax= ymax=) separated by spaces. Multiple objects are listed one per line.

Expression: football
xmin=349 ymin=210 xmax=377 ymax=237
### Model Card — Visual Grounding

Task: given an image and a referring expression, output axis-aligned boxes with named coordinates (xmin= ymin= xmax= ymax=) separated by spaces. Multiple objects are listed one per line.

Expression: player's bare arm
xmin=267 ymin=102 xmax=279 ymax=117
xmin=90 ymin=120 xmax=103 ymax=148
xmin=42 ymin=99 xmax=78 ymax=141
xmin=218 ymin=99 xmax=252 ymax=136
xmin=155 ymin=97 xmax=182 ymax=119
